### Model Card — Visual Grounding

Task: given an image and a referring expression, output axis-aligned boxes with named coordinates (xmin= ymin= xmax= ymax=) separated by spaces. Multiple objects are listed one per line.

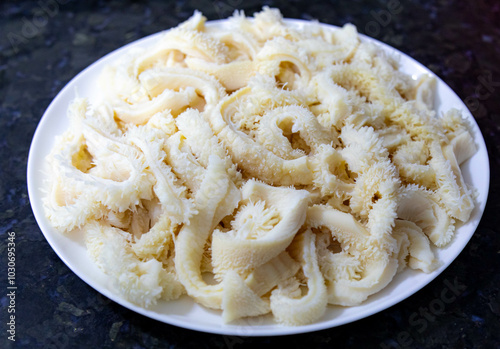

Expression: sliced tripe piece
xmin=255 ymin=36 xmax=312 ymax=89
xmin=127 ymin=203 xmax=150 ymax=238
xmin=393 ymin=140 xmax=435 ymax=188
xmin=139 ymin=67 xmax=227 ymax=108
xmin=174 ymin=155 xmax=240 ymax=309
xmin=413 ymin=74 xmax=436 ymax=111
xmin=44 ymin=99 xmax=154 ymax=231
xmin=134 ymin=26 xmax=229 ymax=75
xmin=366 ymin=189 xmax=399 ymax=252
xmin=388 ymin=101 xmax=444 ymax=143
xmin=105 ymin=209 xmax=131 ymax=230
xmin=393 ymin=228 xmax=410 ymax=273
xmin=298 ymin=23 xmax=359 ymax=68
xmin=177 ymin=9 xmax=206 ymax=31
xmin=324 ymin=60 xmax=403 ymax=108
xmin=165 ymin=107 xmax=241 ymax=195
xmin=207 ymin=85 xmax=313 ymax=185
xmin=126 ymin=125 xmax=195 ymax=225
xmin=131 ymin=212 xmax=175 ymax=260
xmin=44 ymin=131 xmax=105 ymax=231
xmin=307 ymin=205 xmax=398 ymax=306
xmin=450 ymin=130 xmax=477 ymax=166
xmin=310 ymin=144 xmax=355 ymax=197
xmin=208 ymin=29 xmax=260 ymax=60
xmin=185 ymin=58 xmax=256 ymax=91
xmin=234 ymin=6 xmax=293 ymax=43
xmin=85 ymin=221 xmax=184 ymax=307
xmin=80 ymin=104 xmax=154 ymax=211
xmin=175 ymin=108 xmax=240 ymax=184
xmin=357 ymin=162 xmax=400 ymax=254
xmin=340 ymin=124 xmax=400 ymax=248
xmin=131 ymin=211 xmax=185 ymax=301
xmin=97 ymin=50 xmax=147 ymax=104
xmin=350 ymin=160 xmax=399 ymax=218
xmin=376 ymin=125 xmax=411 ymax=152
xmin=245 ymin=251 xmax=301 ymax=296
xmin=221 ymin=270 xmax=271 ymax=323
xmin=311 ymin=68 xmax=355 ymax=129
xmin=80 ymin=101 xmax=123 ymax=137
xmin=164 ymin=132 xmax=206 ymax=194
xmin=113 ymin=87 xmax=200 ymax=124
xmin=393 ymin=219 xmax=438 ymax=273
xmin=254 ymin=105 xmax=334 ymax=160
xmin=440 ymin=108 xmax=477 ymax=165
xmin=430 ymin=141 xmax=474 ymax=222
xmin=270 ymin=229 xmax=327 ymax=326
xmin=211 ymin=180 xmax=309 ymax=278
xmin=326 ymin=253 xmax=398 ymax=306
xmin=397 ymin=184 xmax=455 ymax=247
xmin=145 ymin=110 xmax=178 ymax=136
xmin=339 ymin=124 xmax=390 ymax=173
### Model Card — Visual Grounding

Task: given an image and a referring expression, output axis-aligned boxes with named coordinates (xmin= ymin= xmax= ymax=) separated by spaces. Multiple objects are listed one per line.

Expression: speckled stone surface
xmin=1 ymin=0 xmax=499 ymax=348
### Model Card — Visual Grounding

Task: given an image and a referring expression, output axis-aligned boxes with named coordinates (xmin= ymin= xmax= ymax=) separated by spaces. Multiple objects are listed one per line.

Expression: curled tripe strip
xmin=126 ymin=125 xmax=195 ymax=225
xmin=44 ymin=98 xmax=154 ymax=231
xmin=307 ymin=205 xmax=399 ymax=306
xmin=392 ymin=219 xmax=438 ymax=273
xmin=134 ymin=25 xmax=229 ymax=75
xmin=397 ymin=185 xmax=455 ymax=247
xmin=270 ymin=229 xmax=328 ymax=326
xmin=174 ymin=155 xmax=240 ymax=309
xmin=208 ymin=78 xmax=336 ymax=186
xmin=85 ymin=219 xmax=184 ymax=307
xmin=211 ymin=179 xmax=310 ymax=278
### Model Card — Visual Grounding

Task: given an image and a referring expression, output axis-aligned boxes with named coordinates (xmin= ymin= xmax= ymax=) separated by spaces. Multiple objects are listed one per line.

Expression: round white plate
xmin=27 ymin=18 xmax=490 ymax=336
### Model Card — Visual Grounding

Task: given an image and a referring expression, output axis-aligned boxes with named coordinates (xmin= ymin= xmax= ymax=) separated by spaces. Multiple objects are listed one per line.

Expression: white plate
xmin=27 ymin=18 xmax=490 ymax=336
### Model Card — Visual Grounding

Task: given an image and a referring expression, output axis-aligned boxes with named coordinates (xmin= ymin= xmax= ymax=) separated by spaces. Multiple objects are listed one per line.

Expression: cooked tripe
xmin=43 ymin=7 xmax=477 ymax=326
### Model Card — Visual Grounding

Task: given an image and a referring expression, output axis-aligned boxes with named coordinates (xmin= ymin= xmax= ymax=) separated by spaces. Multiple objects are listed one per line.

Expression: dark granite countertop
xmin=1 ymin=0 xmax=499 ymax=348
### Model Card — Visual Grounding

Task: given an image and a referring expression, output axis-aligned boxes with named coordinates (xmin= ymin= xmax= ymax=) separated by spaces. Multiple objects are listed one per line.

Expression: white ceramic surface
xmin=27 ymin=19 xmax=490 ymax=336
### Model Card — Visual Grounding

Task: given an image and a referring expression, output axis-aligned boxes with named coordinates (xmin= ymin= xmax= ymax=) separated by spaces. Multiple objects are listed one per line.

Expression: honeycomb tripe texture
xmin=43 ymin=7 xmax=477 ymax=326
